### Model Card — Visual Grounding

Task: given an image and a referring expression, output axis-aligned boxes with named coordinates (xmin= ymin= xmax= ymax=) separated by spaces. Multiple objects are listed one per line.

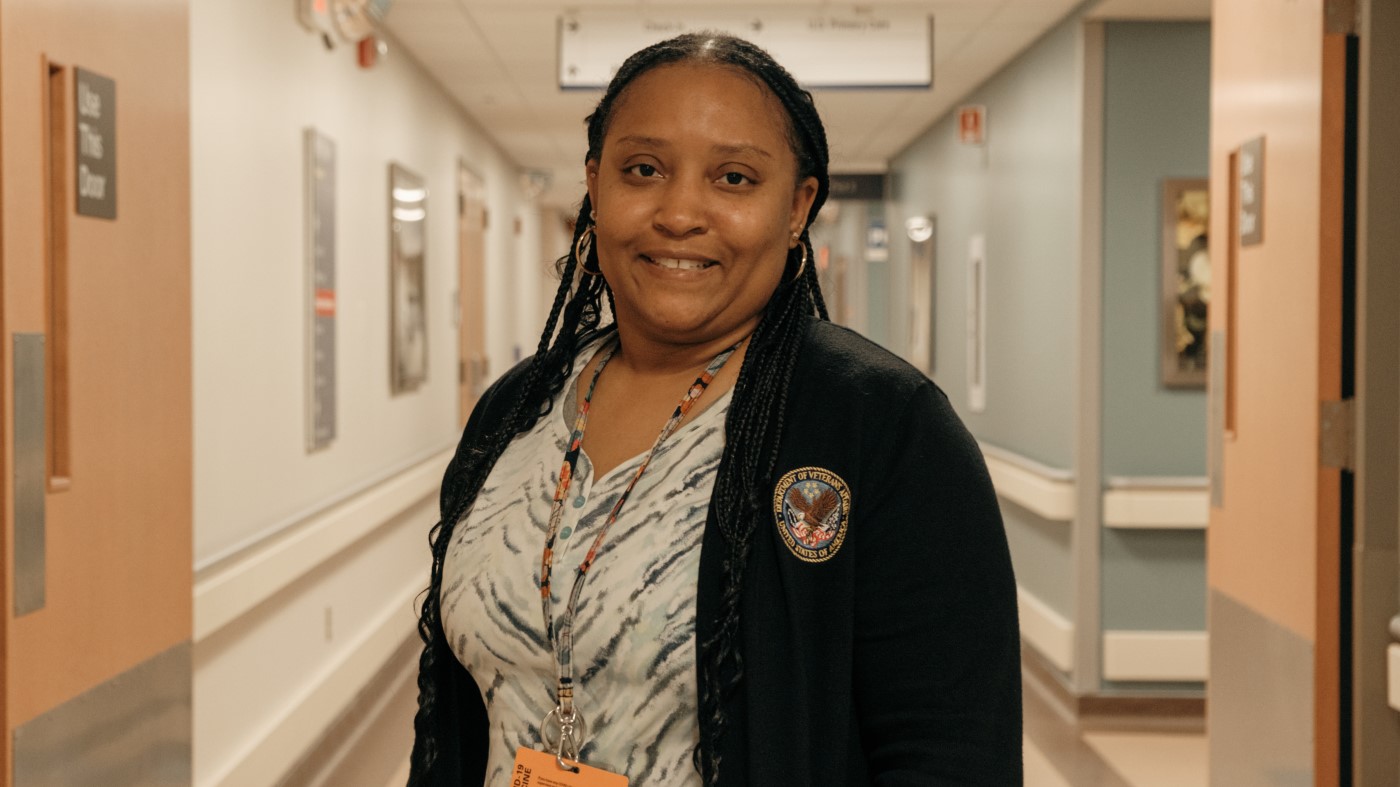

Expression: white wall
xmin=191 ymin=0 xmax=539 ymax=564
xmin=189 ymin=0 xmax=543 ymax=782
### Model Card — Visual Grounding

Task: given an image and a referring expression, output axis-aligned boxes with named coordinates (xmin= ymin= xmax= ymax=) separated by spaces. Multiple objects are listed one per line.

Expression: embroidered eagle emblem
xmin=773 ymin=467 xmax=851 ymax=563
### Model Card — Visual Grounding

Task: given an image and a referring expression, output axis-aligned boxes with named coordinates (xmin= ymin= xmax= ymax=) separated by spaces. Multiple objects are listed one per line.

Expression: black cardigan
xmin=410 ymin=317 xmax=1023 ymax=785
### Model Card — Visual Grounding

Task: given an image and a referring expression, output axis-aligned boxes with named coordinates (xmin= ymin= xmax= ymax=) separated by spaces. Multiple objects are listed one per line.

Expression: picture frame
xmin=389 ymin=163 xmax=428 ymax=394
xmin=1160 ymin=178 xmax=1210 ymax=389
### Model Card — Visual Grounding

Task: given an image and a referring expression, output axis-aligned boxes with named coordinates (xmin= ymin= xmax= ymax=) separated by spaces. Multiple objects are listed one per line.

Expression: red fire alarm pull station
xmin=958 ymin=106 xmax=986 ymax=145
xmin=357 ymin=35 xmax=387 ymax=68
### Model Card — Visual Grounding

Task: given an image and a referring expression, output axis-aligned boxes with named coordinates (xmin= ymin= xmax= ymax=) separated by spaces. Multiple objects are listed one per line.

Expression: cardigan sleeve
xmin=851 ymin=382 xmax=1022 ymax=785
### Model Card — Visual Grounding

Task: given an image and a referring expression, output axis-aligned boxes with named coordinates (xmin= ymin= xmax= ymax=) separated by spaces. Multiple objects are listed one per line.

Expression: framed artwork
xmin=389 ymin=163 xmax=428 ymax=394
xmin=1161 ymin=178 xmax=1209 ymax=389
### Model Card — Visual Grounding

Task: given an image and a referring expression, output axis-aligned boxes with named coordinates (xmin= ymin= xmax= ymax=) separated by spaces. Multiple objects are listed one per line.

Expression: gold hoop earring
xmin=575 ymin=225 xmax=602 ymax=276
xmin=791 ymin=240 xmax=809 ymax=282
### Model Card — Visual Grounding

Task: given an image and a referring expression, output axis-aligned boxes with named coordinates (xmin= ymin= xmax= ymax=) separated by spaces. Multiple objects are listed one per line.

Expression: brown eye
xmin=721 ymin=172 xmax=752 ymax=186
xmin=627 ymin=163 xmax=659 ymax=178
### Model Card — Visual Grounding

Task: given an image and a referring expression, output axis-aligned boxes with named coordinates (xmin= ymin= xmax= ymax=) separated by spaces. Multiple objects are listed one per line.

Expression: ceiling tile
xmin=384 ymin=0 xmax=1095 ymax=204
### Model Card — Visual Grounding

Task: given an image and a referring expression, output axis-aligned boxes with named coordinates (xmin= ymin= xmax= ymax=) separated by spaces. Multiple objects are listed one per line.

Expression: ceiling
xmin=380 ymin=0 xmax=1209 ymax=208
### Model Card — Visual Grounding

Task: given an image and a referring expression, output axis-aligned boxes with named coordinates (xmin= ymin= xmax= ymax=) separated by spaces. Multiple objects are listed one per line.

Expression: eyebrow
xmin=614 ymin=135 xmax=774 ymax=160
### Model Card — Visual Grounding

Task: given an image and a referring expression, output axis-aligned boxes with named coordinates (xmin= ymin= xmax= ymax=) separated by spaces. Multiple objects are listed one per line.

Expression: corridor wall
xmin=1098 ymin=22 xmax=1210 ymax=688
xmin=887 ymin=16 xmax=1083 ymax=472
xmin=809 ymin=199 xmax=881 ymax=341
xmin=888 ymin=11 xmax=1087 ymax=678
xmin=887 ymin=12 xmax=1212 ymax=695
xmin=187 ymin=0 xmax=543 ymax=783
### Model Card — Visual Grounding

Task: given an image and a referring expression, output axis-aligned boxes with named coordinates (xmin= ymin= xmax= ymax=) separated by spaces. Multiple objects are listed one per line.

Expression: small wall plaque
xmin=74 ymin=68 xmax=116 ymax=220
xmin=1238 ymin=136 xmax=1264 ymax=247
xmin=958 ymin=105 xmax=986 ymax=145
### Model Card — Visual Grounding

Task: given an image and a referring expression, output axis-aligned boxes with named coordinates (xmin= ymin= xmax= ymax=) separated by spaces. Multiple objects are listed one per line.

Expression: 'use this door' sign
xmin=75 ymin=68 xmax=115 ymax=219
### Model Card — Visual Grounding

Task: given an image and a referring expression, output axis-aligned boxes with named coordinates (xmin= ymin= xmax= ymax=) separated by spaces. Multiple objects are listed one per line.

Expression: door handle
xmin=44 ymin=59 xmax=72 ymax=490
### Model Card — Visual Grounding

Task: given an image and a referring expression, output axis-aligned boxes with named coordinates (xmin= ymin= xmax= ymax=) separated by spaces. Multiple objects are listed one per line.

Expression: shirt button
xmin=560 ymin=526 xmax=573 ymax=540
xmin=573 ymin=496 xmax=586 ymax=508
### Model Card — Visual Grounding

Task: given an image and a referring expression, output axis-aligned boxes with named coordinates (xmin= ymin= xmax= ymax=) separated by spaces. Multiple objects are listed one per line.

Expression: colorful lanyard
xmin=538 ymin=338 xmax=739 ymax=766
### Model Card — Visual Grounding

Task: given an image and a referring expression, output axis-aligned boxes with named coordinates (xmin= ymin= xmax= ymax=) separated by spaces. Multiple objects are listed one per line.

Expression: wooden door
xmin=457 ymin=163 xmax=488 ymax=426
xmin=1 ymin=1 xmax=192 ymax=783
xmin=1206 ymin=1 xmax=1353 ymax=785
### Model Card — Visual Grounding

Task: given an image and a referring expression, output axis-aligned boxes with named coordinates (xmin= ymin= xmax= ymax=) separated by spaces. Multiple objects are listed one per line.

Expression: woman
xmin=411 ymin=33 xmax=1021 ymax=786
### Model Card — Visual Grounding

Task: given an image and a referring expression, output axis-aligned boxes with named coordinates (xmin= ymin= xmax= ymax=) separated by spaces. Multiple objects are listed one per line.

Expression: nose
xmin=652 ymin=176 xmax=707 ymax=238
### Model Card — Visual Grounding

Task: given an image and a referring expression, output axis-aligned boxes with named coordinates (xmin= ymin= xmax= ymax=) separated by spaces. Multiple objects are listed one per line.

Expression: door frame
xmin=456 ymin=160 xmax=487 ymax=426
xmin=1350 ymin=0 xmax=1400 ymax=780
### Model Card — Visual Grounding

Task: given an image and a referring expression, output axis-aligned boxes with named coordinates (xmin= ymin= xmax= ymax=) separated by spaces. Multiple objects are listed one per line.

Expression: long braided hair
xmin=410 ymin=32 xmax=831 ymax=785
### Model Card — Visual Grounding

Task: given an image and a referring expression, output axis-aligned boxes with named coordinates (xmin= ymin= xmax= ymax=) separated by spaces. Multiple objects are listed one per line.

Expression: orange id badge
xmin=511 ymin=747 xmax=629 ymax=787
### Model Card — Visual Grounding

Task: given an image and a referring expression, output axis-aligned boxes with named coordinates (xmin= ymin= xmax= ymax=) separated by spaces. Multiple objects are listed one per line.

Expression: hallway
xmin=3 ymin=0 xmax=1399 ymax=784
xmin=1023 ymin=673 xmax=1206 ymax=787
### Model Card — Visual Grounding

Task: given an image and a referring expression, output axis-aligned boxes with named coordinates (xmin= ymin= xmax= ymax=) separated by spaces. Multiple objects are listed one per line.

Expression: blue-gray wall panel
xmin=1001 ymin=499 xmax=1075 ymax=620
xmin=1101 ymin=22 xmax=1211 ymax=478
xmin=888 ymin=15 xmax=1084 ymax=469
xmin=1100 ymin=529 xmax=1206 ymax=631
xmin=1097 ymin=22 xmax=1211 ymax=669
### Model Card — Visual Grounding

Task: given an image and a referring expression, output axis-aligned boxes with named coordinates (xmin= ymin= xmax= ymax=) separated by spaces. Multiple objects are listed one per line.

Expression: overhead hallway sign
xmin=558 ymin=10 xmax=934 ymax=89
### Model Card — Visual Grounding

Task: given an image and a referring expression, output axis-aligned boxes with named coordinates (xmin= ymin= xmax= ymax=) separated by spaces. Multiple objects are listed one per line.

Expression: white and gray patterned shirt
xmin=441 ymin=352 xmax=728 ymax=785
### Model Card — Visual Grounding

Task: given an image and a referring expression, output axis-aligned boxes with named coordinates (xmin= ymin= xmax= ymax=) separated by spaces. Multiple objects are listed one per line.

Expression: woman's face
xmin=586 ymin=63 xmax=819 ymax=352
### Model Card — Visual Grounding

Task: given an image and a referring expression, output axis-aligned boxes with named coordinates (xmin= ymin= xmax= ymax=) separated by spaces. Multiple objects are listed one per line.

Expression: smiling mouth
xmin=643 ymin=255 xmax=717 ymax=271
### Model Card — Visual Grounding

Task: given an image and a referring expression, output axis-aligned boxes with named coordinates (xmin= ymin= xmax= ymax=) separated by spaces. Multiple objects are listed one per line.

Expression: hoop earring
xmin=575 ymin=225 xmax=602 ymax=276
xmin=790 ymin=240 xmax=809 ymax=282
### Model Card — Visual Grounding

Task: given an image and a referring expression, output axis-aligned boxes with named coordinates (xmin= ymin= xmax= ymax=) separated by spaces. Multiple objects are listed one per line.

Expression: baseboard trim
xmin=202 ymin=577 xmax=424 ymax=787
xmin=282 ymin=634 xmax=420 ymax=787
xmin=1021 ymin=646 xmax=1205 ymax=733
xmin=1103 ymin=630 xmax=1209 ymax=682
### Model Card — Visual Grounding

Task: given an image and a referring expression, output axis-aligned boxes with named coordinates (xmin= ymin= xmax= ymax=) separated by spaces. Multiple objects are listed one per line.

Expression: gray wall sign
xmin=829 ymin=173 xmax=887 ymax=201
xmin=1238 ymin=136 xmax=1264 ymax=247
xmin=75 ymin=68 xmax=116 ymax=220
xmin=305 ymin=129 xmax=337 ymax=451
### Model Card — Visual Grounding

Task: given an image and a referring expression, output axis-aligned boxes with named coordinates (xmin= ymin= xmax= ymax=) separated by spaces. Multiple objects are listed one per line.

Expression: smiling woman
xmin=410 ymin=32 xmax=1022 ymax=787
xmin=585 ymin=63 xmax=816 ymax=360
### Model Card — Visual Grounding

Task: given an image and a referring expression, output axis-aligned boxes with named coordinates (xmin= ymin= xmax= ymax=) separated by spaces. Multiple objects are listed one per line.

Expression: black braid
xmin=411 ymin=196 xmax=613 ymax=780
xmin=411 ymin=32 xmax=831 ymax=786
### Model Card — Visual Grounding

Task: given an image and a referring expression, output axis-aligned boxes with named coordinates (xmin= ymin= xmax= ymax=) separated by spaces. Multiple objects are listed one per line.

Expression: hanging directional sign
xmin=558 ymin=9 xmax=934 ymax=89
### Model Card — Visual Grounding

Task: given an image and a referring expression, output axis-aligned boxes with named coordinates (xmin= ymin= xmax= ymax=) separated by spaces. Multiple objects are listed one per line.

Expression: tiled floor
xmin=1023 ymin=675 xmax=1207 ymax=787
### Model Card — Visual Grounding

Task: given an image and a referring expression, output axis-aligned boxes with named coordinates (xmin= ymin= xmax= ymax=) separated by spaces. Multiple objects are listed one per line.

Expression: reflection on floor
xmin=1023 ymin=672 xmax=1207 ymax=787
